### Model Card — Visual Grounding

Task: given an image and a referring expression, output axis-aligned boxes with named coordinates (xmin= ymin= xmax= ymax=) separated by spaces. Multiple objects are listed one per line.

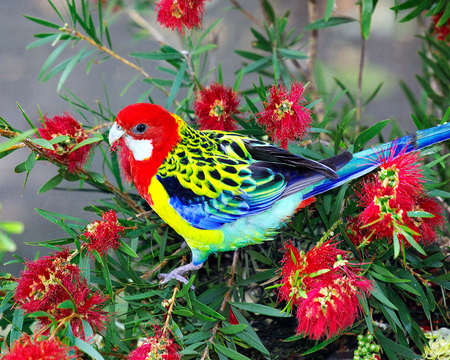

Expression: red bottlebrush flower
xmin=413 ymin=195 xmax=445 ymax=246
xmin=370 ymin=142 xmax=425 ymax=203
xmin=194 ymin=83 xmax=240 ymax=131
xmin=2 ymin=334 xmax=74 ymax=360
xmin=277 ymin=240 xmax=372 ymax=339
xmin=83 ymin=210 xmax=125 ymax=257
xmin=295 ymin=276 xmax=372 ymax=340
xmin=278 ymin=240 xmax=347 ymax=305
xmin=37 ymin=113 xmax=93 ymax=173
xmin=433 ymin=12 xmax=450 ymax=41
xmin=14 ymin=249 xmax=109 ymax=337
xmin=14 ymin=249 xmax=80 ymax=313
xmin=156 ymin=0 xmax=206 ymax=34
xmin=128 ymin=327 xmax=180 ymax=360
xmin=257 ymin=81 xmax=312 ymax=149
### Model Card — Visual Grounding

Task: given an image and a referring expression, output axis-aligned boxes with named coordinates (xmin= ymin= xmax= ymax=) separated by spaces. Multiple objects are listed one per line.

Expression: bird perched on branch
xmin=109 ymin=103 xmax=450 ymax=286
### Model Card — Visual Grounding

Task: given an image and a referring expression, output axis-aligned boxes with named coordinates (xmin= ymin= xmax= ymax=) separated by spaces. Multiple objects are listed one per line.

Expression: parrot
xmin=108 ymin=103 xmax=450 ymax=286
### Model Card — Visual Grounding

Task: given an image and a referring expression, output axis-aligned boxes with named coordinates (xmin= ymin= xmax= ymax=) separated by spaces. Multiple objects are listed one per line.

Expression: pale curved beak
xmin=109 ymin=122 xmax=125 ymax=145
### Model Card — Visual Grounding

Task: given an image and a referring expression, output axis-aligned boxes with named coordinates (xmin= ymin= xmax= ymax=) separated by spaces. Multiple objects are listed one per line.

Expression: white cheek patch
xmin=125 ymin=136 xmax=153 ymax=161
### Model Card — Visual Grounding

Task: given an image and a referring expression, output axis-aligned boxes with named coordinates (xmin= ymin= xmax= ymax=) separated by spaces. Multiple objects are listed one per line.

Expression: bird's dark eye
xmin=133 ymin=123 xmax=147 ymax=134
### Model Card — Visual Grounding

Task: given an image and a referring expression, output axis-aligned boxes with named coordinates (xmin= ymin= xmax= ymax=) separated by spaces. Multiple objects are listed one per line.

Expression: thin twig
xmin=60 ymin=25 xmax=174 ymax=101
xmin=141 ymin=247 xmax=184 ymax=280
xmin=229 ymin=0 xmax=263 ymax=27
xmin=356 ymin=5 xmax=366 ymax=134
xmin=163 ymin=286 xmax=179 ymax=333
xmin=201 ymin=250 xmax=239 ymax=360
xmin=124 ymin=7 xmax=170 ymax=44
xmin=61 ymin=25 xmax=150 ymax=78
xmin=401 ymin=259 xmax=430 ymax=287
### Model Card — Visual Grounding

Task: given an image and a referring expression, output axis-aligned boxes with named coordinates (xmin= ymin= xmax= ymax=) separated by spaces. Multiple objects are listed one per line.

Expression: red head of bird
xmin=109 ymin=103 xmax=183 ymax=198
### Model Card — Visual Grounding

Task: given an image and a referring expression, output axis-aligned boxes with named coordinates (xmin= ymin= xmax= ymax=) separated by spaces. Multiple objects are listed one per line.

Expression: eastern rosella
xmin=108 ymin=103 xmax=450 ymax=285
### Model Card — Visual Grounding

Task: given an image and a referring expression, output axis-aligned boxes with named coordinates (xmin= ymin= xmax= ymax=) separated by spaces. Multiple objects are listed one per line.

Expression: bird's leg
xmin=158 ymin=262 xmax=203 ymax=290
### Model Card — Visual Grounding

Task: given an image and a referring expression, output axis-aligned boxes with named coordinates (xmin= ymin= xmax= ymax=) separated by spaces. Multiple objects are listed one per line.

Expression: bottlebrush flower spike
xmin=295 ymin=276 xmax=372 ymax=340
xmin=371 ymin=142 xmax=425 ymax=202
xmin=127 ymin=327 xmax=180 ymax=360
xmin=37 ymin=113 xmax=92 ymax=173
xmin=433 ymin=12 xmax=450 ymax=41
xmin=156 ymin=0 xmax=206 ymax=33
xmin=257 ymin=81 xmax=312 ymax=149
xmin=278 ymin=240 xmax=372 ymax=339
xmin=83 ymin=210 xmax=125 ymax=257
xmin=278 ymin=240 xmax=347 ymax=305
xmin=194 ymin=83 xmax=240 ymax=131
xmin=14 ymin=249 xmax=109 ymax=338
xmin=14 ymin=249 xmax=80 ymax=313
xmin=2 ymin=334 xmax=74 ymax=360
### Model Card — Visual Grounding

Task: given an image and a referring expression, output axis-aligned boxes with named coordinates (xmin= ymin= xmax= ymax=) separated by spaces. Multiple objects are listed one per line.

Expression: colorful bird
xmin=109 ymin=103 xmax=450 ymax=285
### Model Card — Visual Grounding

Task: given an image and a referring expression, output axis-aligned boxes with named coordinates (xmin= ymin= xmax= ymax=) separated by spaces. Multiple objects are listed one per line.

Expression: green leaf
xmin=324 ymin=0 xmax=336 ymax=21
xmin=375 ymin=332 xmax=422 ymax=359
xmin=215 ymin=343 xmax=251 ymax=360
xmin=68 ymin=132 xmax=103 ymax=153
xmin=234 ymin=50 xmax=264 ymax=61
xmin=303 ymin=17 xmax=356 ymax=31
xmin=86 ymin=171 xmax=105 ymax=183
xmin=10 ymin=308 xmax=24 ymax=345
xmin=58 ymin=46 xmax=88 ymax=92
xmin=364 ymin=82 xmax=383 ymax=106
xmin=117 ymin=239 xmax=139 ymax=258
xmin=190 ymin=44 xmax=217 ymax=57
xmin=302 ymin=336 xmax=341 ymax=355
xmin=166 ymin=61 xmax=187 ymax=108
xmin=38 ymin=41 xmax=70 ymax=82
xmin=219 ymin=324 xmax=247 ymax=334
xmin=25 ymin=152 xmax=37 ymax=172
xmin=353 ymin=119 xmax=390 ymax=152
xmin=31 ymin=138 xmax=54 ymax=150
xmin=73 ymin=337 xmax=105 ymax=360
xmin=407 ymin=211 xmax=435 ymax=218
xmin=24 ymin=15 xmax=61 ymax=29
xmin=176 ymin=275 xmax=196 ymax=298
xmin=371 ymin=281 xmax=398 ymax=310
xmin=233 ymin=69 xmax=244 ymax=92
xmin=190 ymin=298 xmax=225 ymax=320
xmin=244 ymin=249 xmax=272 ymax=265
xmin=236 ymin=331 xmax=270 ymax=355
xmin=361 ymin=0 xmax=374 ymax=40
xmin=242 ymin=57 xmax=271 ymax=74
xmin=57 ymin=299 xmax=76 ymax=310
xmin=130 ymin=52 xmax=183 ymax=60
xmin=262 ymin=0 xmax=275 ymax=23
xmin=230 ymin=302 xmax=289 ymax=317
xmin=277 ymin=48 xmax=308 ymax=59
xmin=400 ymin=0 xmax=432 ymax=23
xmin=38 ymin=174 xmax=63 ymax=194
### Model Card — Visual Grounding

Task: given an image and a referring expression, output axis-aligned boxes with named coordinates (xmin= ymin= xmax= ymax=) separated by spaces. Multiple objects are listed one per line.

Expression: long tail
xmin=302 ymin=122 xmax=450 ymax=200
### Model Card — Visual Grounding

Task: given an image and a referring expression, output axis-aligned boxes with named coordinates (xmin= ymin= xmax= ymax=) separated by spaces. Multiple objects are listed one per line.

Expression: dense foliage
xmin=2 ymin=1 xmax=450 ymax=359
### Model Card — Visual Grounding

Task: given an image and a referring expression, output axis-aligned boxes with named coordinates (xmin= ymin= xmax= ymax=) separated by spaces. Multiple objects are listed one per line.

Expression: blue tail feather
xmin=302 ymin=122 xmax=450 ymax=200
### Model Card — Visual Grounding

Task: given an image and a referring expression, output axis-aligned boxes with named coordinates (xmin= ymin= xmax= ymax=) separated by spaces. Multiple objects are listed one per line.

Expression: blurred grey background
xmin=1 ymin=0 xmax=422 ymax=275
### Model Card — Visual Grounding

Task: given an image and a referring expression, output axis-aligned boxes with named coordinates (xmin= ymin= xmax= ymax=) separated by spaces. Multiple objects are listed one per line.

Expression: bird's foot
xmin=158 ymin=262 xmax=203 ymax=290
